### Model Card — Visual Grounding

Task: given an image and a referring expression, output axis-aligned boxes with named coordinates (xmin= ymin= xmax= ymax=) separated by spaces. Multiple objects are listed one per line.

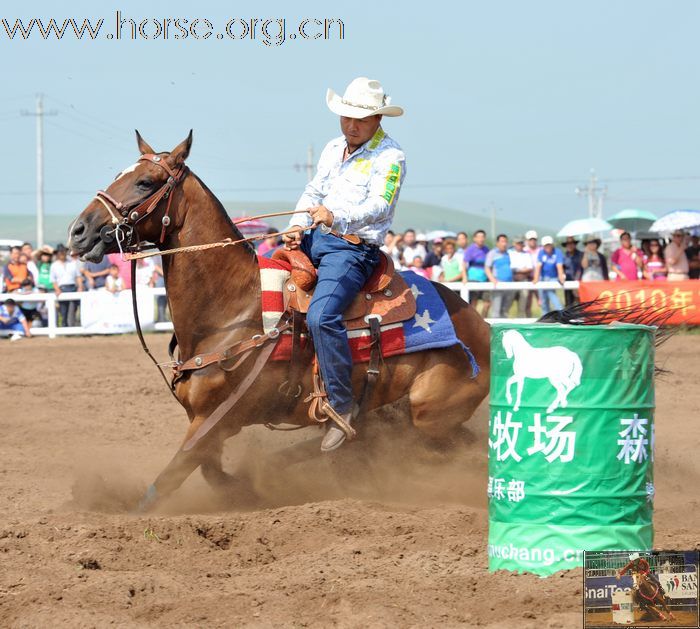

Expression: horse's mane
xmin=190 ymin=172 xmax=256 ymax=256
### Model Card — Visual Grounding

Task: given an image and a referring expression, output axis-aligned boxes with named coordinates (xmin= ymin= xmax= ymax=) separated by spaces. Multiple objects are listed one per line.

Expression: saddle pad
xmin=258 ymin=255 xmax=477 ymax=371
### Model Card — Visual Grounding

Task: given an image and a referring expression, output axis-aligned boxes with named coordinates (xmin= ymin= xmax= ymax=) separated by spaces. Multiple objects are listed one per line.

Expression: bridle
xmin=93 ymin=152 xmax=189 ymax=254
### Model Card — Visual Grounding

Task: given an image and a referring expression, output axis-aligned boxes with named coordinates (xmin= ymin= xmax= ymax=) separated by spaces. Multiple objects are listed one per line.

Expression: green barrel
xmin=488 ymin=322 xmax=655 ymax=576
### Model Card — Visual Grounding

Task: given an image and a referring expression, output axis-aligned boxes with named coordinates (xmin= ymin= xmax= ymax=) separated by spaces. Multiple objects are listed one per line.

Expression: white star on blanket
xmin=413 ymin=309 xmax=436 ymax=333
xmin=410 ymin=283 xmax=425 ymax=300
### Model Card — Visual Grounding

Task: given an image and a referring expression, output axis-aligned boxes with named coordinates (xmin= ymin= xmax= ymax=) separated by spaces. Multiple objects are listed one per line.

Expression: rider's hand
xmin=308 ymin=205 xmax=334 ymax=228
xmin=282 ymin=226 xmax=304 ymax=250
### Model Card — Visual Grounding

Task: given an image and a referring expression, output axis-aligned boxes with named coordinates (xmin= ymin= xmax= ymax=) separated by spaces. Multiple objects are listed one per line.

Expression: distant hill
xmin=0 ymin=200 xmax=553 ymax=246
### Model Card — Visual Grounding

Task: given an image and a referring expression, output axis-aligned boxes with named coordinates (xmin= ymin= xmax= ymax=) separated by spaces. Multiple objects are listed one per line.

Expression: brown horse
xmin=633 ymin=572 xmax=675 ymax=622
xmin=68 ymin=131 xmax=490 ymax=511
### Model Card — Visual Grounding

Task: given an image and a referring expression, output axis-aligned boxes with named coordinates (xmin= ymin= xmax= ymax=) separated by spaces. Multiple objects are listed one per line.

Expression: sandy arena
xmin=1 ymin=333 xmax=699 ymax=628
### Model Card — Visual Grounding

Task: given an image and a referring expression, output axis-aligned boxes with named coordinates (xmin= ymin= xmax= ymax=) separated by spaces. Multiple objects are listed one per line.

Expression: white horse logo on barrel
xmin=502 ymin=329 xmax=583 ymax=414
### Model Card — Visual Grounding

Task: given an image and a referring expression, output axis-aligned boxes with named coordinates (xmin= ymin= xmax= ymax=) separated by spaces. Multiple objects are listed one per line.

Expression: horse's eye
xmin=136 ymin=179 xmax=153 ymax=189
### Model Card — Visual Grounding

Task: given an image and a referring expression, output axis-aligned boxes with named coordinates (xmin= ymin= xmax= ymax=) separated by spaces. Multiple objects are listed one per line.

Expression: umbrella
xmin=607 ymin=209 xmax=657 ymax=233
xmin=557 ymin=217 xmax=612 ymax=238
xmin=235 ymin=216 xmax=270 ymax=236
xmin=650 ymin=209 xmax=700 ymax=234
xmin=426 ymin=229 xmax=456 ymax=241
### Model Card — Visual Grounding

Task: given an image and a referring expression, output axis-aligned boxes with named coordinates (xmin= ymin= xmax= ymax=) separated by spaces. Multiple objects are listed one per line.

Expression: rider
xmin=618 ymin=552 xmax=666 ymax=597
xmin=282 ymin=77 xmax=406 ymax=452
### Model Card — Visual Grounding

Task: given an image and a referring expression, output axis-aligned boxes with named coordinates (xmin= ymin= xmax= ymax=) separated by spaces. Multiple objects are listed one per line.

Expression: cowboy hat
xmin=33 ymin=244 xmax=54 ymax=259
xmin=561 ymin=236 xmax=579 ymax=246
xmin=326 ymin=77 xmax=404 ymax=119
xmin=583 ymin=235 xmax=602 ymax=246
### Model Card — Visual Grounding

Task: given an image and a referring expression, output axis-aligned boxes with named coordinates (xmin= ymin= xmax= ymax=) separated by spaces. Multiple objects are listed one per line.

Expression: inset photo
xmin=584 ymin=550 xmax=699 ymax=628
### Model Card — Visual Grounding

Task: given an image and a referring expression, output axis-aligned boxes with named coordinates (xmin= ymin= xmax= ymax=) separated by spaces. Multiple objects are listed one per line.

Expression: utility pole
xmin=21 ymin=94 xmax=57 ymax=247
xmin=293 ymin=144 xmax=314 ymax=182
xmin=575 ymin=169 xmax=607 ymax=220
xmin=487 ymin=202 xmax=501 ymax=241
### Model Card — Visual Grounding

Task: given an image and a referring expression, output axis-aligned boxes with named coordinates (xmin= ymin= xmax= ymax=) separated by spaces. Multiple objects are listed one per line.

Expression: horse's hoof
xmin=134 ymin=484 xmax=159 ymax=514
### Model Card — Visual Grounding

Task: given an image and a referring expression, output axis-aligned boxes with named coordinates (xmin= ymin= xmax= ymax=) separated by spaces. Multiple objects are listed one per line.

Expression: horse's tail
xmin=538 ymin=299 xmax=675 ymax=348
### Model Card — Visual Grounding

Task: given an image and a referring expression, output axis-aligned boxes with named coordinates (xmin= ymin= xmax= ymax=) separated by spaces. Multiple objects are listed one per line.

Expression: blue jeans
xmin=538 ymin=287 xmax=562 ymax=314
xmin=301 ymin=228 xmax=379 ymax=414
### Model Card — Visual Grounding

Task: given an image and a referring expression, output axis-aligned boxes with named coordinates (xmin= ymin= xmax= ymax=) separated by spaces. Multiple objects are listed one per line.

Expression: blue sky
xmin=1 ymin=0 xmax=699 ymax=232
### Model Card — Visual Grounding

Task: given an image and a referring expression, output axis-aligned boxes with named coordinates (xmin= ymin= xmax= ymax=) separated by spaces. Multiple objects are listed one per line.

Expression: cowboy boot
xmin=321 ymin=405 xmax=359 ymax=452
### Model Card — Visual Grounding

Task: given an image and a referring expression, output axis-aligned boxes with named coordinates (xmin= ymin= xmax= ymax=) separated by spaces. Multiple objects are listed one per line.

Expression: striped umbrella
xmin=650 ymin=209 xmax=700 ymax=234
xmin=234 ymin=217 xmax=270 ymax=236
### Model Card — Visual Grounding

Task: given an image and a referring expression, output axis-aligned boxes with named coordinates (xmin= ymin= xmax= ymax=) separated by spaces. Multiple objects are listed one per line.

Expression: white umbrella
xmin=557 ymin=217 xmax=612 ymax=237
xmin=650 ymin=209 xmax=700 ymax=233
xmin=426 ymin=229 xmax=457 ymax=241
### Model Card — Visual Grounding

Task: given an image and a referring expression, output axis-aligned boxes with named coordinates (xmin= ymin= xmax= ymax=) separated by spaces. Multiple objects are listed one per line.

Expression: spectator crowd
xmin=377 ymin=227 xmax=700 ymax=318
xmin=1 ymin=242 xmax=168 ymax=338
xmin=2 ymin=227 xmax=699 ymax=338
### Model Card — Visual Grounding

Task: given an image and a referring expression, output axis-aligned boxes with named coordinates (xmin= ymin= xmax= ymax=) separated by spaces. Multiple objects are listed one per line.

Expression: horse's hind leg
xmin=199 ymin=432 xmax=261 ymax=507
xmin=408 ymin=349 xmax=489 ymax=442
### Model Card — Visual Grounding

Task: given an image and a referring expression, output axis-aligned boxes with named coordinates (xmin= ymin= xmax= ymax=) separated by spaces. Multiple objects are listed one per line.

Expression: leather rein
xmin=93 ymin=153 xmax=304 ymax=411
xmin=92 ymin=153 xmax=190 ymax=401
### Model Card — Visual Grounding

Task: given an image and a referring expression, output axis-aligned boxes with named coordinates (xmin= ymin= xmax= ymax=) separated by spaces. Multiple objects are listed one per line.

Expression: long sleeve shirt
xmin=290 ymin=127 xmax=406 ymax=246
xmin=620 ymin=558 xmax=650 ymax=576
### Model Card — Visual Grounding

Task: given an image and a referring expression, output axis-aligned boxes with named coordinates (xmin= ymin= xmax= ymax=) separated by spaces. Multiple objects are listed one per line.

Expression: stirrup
xmin=303 ymin=370 xmax=357 ymax=441
xmin=319 ymin=401 xmax=357 ymax=441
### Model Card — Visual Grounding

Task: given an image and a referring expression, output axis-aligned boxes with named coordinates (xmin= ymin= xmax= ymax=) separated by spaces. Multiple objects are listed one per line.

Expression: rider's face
xmin=340 ymin=115 xmax=382 ymax=149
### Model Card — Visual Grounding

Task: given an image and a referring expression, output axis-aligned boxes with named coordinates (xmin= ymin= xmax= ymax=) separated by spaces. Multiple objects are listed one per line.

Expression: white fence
xmin=0 ymin=280 xmax=581 ymax=338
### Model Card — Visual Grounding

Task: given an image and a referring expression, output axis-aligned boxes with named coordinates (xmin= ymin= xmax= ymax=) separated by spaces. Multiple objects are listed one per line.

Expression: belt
xmin=329 ymin=230 xmax=362 ymax=245
xmin=317 ymin=224 xmax=377 ymax=248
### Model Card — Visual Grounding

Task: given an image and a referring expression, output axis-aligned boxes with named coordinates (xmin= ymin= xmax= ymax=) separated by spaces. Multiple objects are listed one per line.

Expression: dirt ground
xmin=585 ymin=609 xmax=698 ymax=627
xmin=1 ymin=333 xmax=699 ymax=628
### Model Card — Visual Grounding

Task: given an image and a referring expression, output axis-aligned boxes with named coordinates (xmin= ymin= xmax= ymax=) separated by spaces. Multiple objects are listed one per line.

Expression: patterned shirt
xmin=290 ymin=127 xmax=406 ymax=246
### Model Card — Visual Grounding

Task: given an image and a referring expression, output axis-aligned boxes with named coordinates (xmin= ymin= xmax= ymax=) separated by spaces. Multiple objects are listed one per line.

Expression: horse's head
xmin=502 ymin=329 xmax=519 ymax=359
xmin=69 ymin=130 xmax=192 ymax=262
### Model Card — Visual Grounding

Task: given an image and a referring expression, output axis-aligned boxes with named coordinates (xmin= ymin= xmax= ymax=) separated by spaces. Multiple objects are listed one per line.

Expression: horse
xmin=67 ymin=131 xmax=491 ymax=511
xmin=502 ymin=329 xmax=582 ymax=413
xmin=632 ymin=571 xmax=675 ymax=622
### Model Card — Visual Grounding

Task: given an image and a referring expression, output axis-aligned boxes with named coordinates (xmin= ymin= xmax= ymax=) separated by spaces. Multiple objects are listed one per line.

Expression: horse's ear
xmin=170 ymin=130 xmax=193 ymax=167
xmin=135 ymin=130 xmax=156 ymax=155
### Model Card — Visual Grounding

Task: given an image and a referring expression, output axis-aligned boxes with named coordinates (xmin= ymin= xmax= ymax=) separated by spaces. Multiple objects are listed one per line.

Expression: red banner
xmin=577 ymin=280 xmax=700 ymax=325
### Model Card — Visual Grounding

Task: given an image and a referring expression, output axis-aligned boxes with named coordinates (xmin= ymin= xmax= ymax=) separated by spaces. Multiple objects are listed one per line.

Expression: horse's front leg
xmin=135 ymin=414 xmax=213 ymax=512
xmin=659 ymin=595 xmax=675 ymax=620
xmin=647 ymin=603 xmax=666 ymax=621
xmin=505 ymin=375 xmax=516 ymax=405
xmin=513 ymin=377 xmax=524 ymax=411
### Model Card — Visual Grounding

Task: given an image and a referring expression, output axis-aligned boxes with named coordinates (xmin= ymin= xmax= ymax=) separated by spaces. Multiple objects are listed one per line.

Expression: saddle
xmin=272 ymin=248 xmax=416 ymax=329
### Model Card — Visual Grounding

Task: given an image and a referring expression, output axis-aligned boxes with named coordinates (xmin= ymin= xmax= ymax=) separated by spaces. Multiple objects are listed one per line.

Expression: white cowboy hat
xmin=326 ymin=77 xmax=404 ymax=119
xmin=629 ymin=552 xmax=640 ymax=561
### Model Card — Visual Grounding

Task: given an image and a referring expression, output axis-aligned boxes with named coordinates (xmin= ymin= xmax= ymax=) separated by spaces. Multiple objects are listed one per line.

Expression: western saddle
xmin=171 ymin=248 xmax=418 ymax=441
xmin=271 ymin=248 xmax=416 ymax=329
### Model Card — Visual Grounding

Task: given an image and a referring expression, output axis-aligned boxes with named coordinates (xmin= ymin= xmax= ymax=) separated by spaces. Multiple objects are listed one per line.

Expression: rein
xmin=124 ymin=223 xmax=310 ymax=261
xmin=95 ymin=154 xmax=325 ymax=429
